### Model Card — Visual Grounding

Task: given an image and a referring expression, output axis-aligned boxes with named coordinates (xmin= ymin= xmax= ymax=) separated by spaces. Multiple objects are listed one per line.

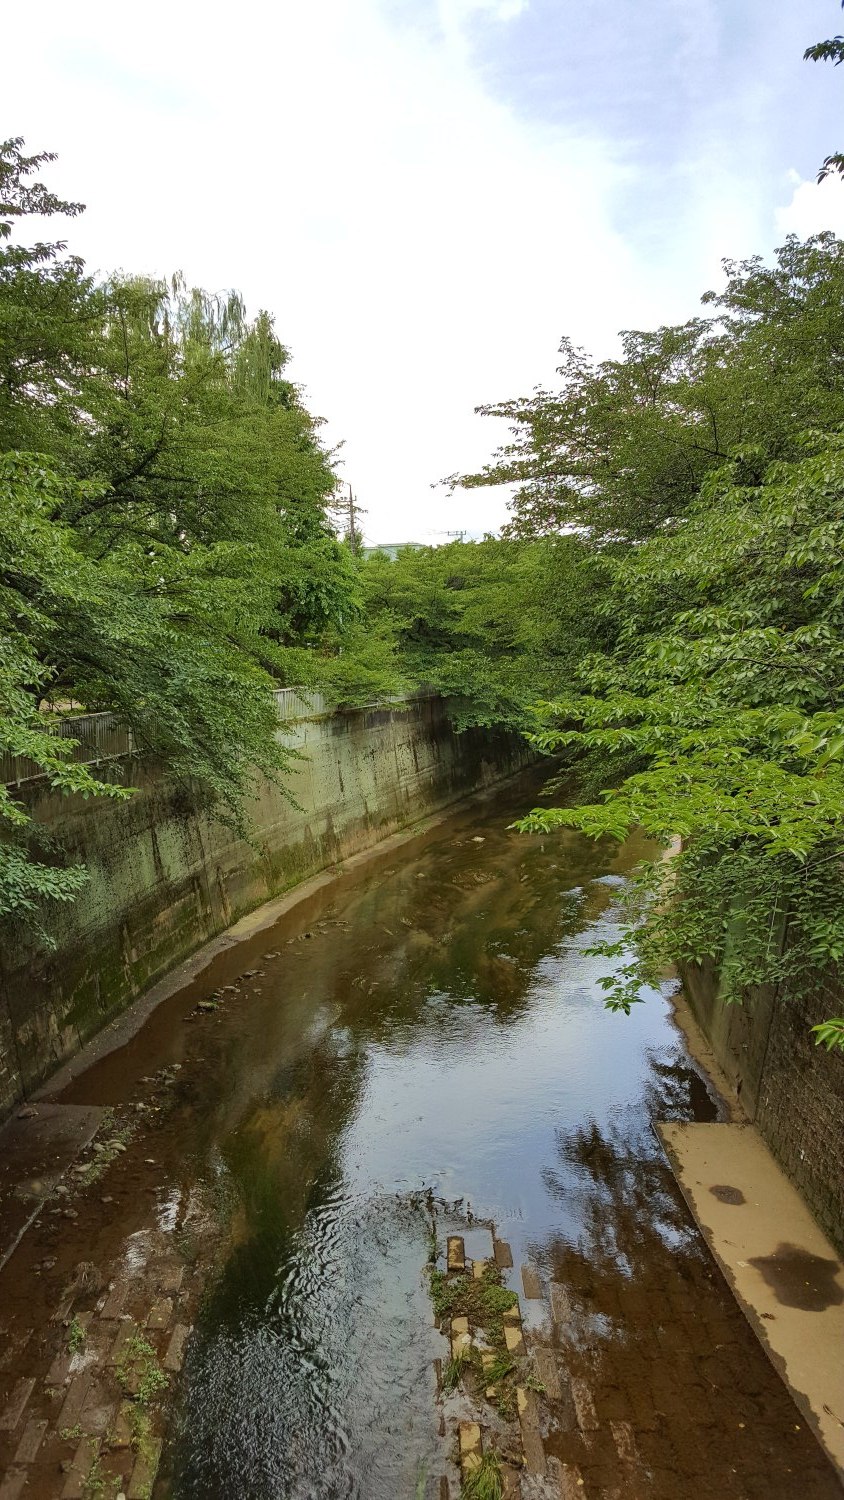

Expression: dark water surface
xmin=53 ymin=768 xmax=841 ymax=1499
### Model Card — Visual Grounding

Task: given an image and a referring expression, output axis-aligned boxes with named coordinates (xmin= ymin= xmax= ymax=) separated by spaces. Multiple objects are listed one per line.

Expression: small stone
xmin=521 ymin=1264 xmax=542 ymax=1300
xmin=163 ymin=1323 xmax=191 ymax=1372
xmin=550 ymin=1283 xmax=574 ymax=1330
xmin=532 ymin=1346 xmax=561 ymax=1401
xmin=61 ymin=1435 xmax=99 ymax=1498
xmin=46 ymin=1349 xmax=72 ymax=1386
xmin=108 ymin=1322 xmax=136 ymax=1366
xmin=472 ymin=1259 xmax=488 ymax=1280
xmin=14 ymin=1417 xmax=47 ymax=1463
xmin=0 ymin=1377 xmax=35 ymax=1430
xmin=57 ymin=1371 xmax=92 ymax=1431
xmin=446 ymin=1237 xmax=465 ymax=1273
xmin=127 ymin=1436 xmax=162 ymax=1498
xmin=0 ymin=1470 xmax=27 ymax=1500
xmin=517 ymin=1387 xmax=546 ymax=1475
xmin=156 ymin=1264 xmax=184 ymax=1295
xmin=493 ymin=1238 xmax=513 ymax=1271
xmin=570 ymin=1377 xmax=599 ymax=1432
xmin=451 ymin=1315 xmax=471 ymax=1358
xmin=458 ymin=1422 xmax=483 ymax=1476
xmin=611 ymin=1420 xmax=637 ymax=1465
xmin=146 ymin=1297 xmax=172 ymax=1331
xmin=108 ymin=1402 xmax=134 ymax=1450
xmin=558 ymin=1465 xmax=587 ymax=1499
xmin=504 ymin=1324 xmax=525 ymax=1356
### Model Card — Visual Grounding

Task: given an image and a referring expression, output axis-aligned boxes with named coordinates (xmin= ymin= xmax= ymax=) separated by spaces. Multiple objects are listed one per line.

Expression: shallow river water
xmin=40 ymin=767 xmax=841 ymax=1499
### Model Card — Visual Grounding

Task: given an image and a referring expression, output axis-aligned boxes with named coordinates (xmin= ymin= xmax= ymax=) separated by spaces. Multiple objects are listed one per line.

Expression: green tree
xmin=456 ymin=237 xmax=844 ymax=543
xmin=448 ymin=233 xmax=844 ymax=1051
xmin=1 ymin=455 xmax=295 ymax=917
xmin=0 ymin=137 xmax=98 ymax=455
xmin=0 ymin=139 xmax=357 ymax=917
xmin=517 ymin=434 xmax=844 ymax=1050
xmin=805 ymin=2 xmax=844 ymax=182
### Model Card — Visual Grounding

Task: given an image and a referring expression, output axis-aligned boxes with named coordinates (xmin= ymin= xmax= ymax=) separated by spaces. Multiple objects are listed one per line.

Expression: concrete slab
xmin=657 ymin=1120 xmax=844 ymax=1476
xmin=0 ymin=1104 xmax=104 ymax=1270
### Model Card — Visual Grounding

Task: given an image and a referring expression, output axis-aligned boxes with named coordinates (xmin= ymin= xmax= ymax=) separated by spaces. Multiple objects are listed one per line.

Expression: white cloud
xmin=439 ymin=0 xmax=530 ymax=25
xmin=776 ymin=169 xmax=844 ymax=240
xmin=2 ymin=0 xmax=823 ymax=544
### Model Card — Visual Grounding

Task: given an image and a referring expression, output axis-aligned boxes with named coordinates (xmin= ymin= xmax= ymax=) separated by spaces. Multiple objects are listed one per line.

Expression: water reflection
xmin=136 ymin=774 xmax=838 ymax=1498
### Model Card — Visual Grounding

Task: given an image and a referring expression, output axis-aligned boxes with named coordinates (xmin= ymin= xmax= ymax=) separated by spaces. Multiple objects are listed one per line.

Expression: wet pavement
xmin=0 ymin=767 xmax=840 ymax=1498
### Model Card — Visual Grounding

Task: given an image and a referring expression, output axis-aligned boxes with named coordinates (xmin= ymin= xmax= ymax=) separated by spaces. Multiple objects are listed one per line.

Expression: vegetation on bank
xmin=2 ymin=126 xmax=844 ymax=1050
xmin=0 ymin=137 xmax=354 ymax=914
xmin=471 ymin=236 xmax=844 ymax=1055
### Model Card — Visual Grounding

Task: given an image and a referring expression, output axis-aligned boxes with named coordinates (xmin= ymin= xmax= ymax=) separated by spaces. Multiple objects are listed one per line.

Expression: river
xmin=3 ymin=766 xmax=839 ymax=1499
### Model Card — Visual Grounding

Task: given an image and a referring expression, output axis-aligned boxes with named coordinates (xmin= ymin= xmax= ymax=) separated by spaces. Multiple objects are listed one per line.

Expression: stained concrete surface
xmin=658 ymin=1120 xmax=844 ymax=1477
xmin=0 ymin=1104 xmax=104 ymax=1271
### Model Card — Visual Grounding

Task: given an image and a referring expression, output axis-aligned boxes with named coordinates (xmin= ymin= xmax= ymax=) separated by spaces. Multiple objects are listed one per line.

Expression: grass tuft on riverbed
xmin=462 ymin=1452 xmax=503 ymax=1500
xmin=428 ymin=1258 xmax=522 ymax=1418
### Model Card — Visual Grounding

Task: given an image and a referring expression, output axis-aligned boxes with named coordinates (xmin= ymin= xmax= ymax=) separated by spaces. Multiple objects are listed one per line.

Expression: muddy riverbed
xmin=0 ymin=768 xmax=840 ymax=1498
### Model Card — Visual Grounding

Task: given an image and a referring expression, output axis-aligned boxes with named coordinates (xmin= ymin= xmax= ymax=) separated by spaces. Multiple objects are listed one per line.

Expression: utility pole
xmin=347 ymin=482 xmax=359 ymax=556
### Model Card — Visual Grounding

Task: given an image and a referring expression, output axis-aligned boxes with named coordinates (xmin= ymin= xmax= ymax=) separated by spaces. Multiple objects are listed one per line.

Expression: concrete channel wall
xmin=0 ymin=695 xmax=533 ymax=1117
xmin=681 ymin=960 xmax=844 ymax=1254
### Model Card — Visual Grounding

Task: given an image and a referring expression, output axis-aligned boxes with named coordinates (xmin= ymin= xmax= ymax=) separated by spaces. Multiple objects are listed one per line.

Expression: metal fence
xmin=0 ymin=687 xmax=343 ymax=787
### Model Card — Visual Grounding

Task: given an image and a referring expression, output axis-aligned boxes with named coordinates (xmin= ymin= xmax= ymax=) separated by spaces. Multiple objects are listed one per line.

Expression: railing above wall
xmin=0 ymin=687 xmax=344 ymax=788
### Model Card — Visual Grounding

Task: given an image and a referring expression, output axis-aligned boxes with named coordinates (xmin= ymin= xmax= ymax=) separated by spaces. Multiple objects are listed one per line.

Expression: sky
xmin=5 ymin=0 xmax=844 ymax=543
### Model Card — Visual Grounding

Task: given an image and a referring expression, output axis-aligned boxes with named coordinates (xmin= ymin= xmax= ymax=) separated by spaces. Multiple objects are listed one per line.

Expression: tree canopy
xmin=805 ymin=1 xmax=844 ymax=182
xmin=5 ymin=132 xmax=844 ymax=1053
xmin=441 ymin=235 xmax=844 ymax=1052
xmin=0 ymin=136 xmax=355 ymax=919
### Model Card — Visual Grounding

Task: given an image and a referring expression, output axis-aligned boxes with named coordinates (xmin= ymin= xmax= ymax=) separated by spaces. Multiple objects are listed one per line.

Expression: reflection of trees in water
xmin=541 ymin=1044 xmax=723 ymax=1295
xmin=542 ymin=1112 xmax=700 ymax=1289
xmin=197 ymin=1028 xmax=371 ymax=1330
xmin=534 ymin=1054 xmax=841 ymax=1499
xmin=317 ymin=828 xmax=642 ymax=1029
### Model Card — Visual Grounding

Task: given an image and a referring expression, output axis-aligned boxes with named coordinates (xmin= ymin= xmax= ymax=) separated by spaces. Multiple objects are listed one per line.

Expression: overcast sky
xmin=5 ymin=0 xmax=844 ymax=542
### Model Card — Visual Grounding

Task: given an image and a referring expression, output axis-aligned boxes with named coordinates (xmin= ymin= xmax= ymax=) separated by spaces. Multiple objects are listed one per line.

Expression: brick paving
xmin=528 ymin=1223 xmax=844 ymax=1500
xmin=0 ymin=1224 xmax=200 ymax=1500
xmin=437 ymin=1217 xmax=843 ymax=1500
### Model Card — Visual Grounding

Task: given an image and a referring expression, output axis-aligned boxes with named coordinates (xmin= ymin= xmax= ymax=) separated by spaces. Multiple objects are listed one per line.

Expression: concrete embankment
xmin=678 ymin=959 xmax=844 ymax=1257
xmin=0 ymin=695 xmax=533 ymax=1116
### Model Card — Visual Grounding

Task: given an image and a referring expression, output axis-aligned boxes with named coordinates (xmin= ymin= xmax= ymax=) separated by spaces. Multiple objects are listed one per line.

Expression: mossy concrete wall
xmin=0 ymin=698 xmax=533 ymax=1116
xmin=681 ymin=959 xmax=844 ymax=1255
